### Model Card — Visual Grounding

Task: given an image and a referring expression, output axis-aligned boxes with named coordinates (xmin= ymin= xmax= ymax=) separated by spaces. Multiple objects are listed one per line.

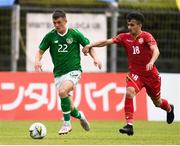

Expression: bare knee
xmin=126 ymin=87 xmax=136 ymax=99
xmin=59 ymin=88 xmax=68 ymax=98
xmin=152 ymin=98 xmax=162 ymax=107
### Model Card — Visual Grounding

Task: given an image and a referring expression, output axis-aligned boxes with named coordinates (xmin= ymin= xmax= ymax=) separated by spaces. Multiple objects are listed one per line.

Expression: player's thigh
xmin=61 ymin=70 xmax=81 ymax=94
xmin=60 ymin=80 xmax=74 ymax=94
xmin=54 ymin=77 xmax=74 ymax=97
xmin=65 ymin=70 xmax=81 ymax=87
xmin=54 ymin=75 xmax=65 ymax=90
xmin=55 ymin=70 xmax=81 ymax=92
xmin=126 ymin=73 xmax=144 ymax=96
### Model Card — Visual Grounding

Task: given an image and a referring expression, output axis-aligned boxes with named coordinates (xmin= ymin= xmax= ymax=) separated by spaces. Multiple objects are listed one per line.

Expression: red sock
xmin=124 ymin=97 xmax=134 ymax=124
xmin=160 ymin=99 xmax=171 ymax=112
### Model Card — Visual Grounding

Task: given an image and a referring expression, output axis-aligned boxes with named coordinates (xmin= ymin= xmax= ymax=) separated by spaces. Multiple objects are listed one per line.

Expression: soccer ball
xmin=29 ymin=122 xmax=47 ymax=139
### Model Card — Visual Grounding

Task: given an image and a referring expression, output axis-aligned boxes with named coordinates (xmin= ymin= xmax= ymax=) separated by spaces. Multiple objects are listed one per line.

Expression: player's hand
xmin=146 ymin=62 xmax=153 ymax=71
xmin=82 ymin=45 xmax=91 ymax=56
xmin=94 ymin=59 xmax=102 ymax=70
xmin=34 ymin=61 xmax=43 ymax=72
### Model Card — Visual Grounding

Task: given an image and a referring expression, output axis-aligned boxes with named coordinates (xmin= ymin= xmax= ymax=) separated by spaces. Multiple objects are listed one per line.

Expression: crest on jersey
xmin=138 ymin=38 xmax=144 ymax=44
xmin=66 ymin=38 xmax=73 ymax=44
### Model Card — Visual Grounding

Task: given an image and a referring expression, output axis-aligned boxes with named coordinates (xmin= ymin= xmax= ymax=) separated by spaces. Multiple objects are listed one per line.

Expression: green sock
xmin=61 ymin=96 xmax=71 ymax=121
xmin=71 ymin=107 xmax=81 ymax=119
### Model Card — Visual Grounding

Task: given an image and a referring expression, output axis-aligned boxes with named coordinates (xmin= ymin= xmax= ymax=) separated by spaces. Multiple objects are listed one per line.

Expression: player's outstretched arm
xmin=82 ymin=39 xmax=114 ymax=55
xmin=89 ymin=48 xmax=102 ymax=70
xmin=146 ymin=45 xmax=160 ymax=71
xmin=34 ymin=49 xmax=45 ymax=72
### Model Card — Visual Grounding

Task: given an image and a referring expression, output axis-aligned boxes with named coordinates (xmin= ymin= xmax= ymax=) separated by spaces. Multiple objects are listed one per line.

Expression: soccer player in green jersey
xmin=34 ymin=10 xmax=102 ymax=135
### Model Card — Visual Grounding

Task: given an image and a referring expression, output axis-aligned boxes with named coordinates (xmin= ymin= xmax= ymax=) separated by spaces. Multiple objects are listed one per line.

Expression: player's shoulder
xmin=119 ymin=32 xmax=133 ymax=41
xmin=66 ymin=28 xmax=80 ymax=36
xmin=69 ymin=28 xmax=79 ymax=33
xmin=117 ymin=32 xmax=131 ymax=38
xmin=141 ymin=31 xmax=153 ymax=37
xmin=69 ymin=28 xmax=86 ymax=38
xmin=120 ymin=32 xmax=130 ymax=35
xmin=140 ymin=31 xmax=156 ymax=42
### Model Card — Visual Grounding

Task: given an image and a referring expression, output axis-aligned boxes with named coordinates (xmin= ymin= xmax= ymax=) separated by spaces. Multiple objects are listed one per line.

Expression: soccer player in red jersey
xmin=82 ymin=11 xmax=174 ymax=136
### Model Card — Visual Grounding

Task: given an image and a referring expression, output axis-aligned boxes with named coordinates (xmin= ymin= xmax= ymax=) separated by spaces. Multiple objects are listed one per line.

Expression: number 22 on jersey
xmin=58 ymin=44 xmax=68 ymax=52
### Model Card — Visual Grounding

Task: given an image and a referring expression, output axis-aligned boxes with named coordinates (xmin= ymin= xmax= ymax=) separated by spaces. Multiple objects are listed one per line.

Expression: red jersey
xmin=112 ymin=31 xmax=157 ymax=75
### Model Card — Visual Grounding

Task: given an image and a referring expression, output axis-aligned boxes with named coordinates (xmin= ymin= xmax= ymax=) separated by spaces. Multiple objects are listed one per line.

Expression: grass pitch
xmin=0 ymin=120 xmax=180 ymax=145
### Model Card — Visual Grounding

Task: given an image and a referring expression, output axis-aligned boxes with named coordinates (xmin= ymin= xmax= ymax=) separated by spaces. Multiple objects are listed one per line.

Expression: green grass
xmin=0 ymin=120 xmax=180 ymax=145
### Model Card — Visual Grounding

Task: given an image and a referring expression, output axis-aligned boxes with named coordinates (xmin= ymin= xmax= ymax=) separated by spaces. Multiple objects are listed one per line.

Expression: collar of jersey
xmin=129 ymin=31 xmax=143 ymax=40
xmin=57 ymin=27 xmax=69 ymax=37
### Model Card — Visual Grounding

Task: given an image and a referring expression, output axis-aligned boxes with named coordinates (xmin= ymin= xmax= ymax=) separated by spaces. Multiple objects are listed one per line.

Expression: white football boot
xmin=58 ymin=121 xmax=72 ymax=135
xmin=79 ymin=111 xmax=90 ymax=131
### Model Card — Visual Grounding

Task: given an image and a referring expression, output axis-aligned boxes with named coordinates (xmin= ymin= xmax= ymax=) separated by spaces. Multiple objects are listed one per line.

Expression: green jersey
xmin=39 ymin=28 xmax=90 ymax=77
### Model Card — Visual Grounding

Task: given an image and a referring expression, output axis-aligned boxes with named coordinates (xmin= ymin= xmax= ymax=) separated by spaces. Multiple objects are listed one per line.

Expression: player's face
xmin=127 ymin=19 xmax=142 ymax=36
xmin=53 ymin=17 xmax=67 ymax=33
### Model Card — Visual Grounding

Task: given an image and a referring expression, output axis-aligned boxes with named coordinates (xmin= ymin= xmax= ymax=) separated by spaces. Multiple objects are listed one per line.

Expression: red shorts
xmin=126 ymin=70 xmax=161 ymax=99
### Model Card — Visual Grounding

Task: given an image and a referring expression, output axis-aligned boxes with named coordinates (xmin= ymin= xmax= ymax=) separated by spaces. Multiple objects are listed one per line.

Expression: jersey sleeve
xmin=39 ymin=33 xmax=51 ymax=51
xmin=145 ymin=32 xmax=157 ymax=46
xmin=112 ymin=33 xmax=125 ymax=46
xmin=74 ymin=29 xmax=90 ymax=47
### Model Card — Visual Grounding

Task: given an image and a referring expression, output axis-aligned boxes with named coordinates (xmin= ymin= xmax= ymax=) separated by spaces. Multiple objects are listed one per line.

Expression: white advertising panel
xmin=26 ymin=13 xmax=107 ymax=72
xmin=147 ymin=73 xmax=180 ymax=121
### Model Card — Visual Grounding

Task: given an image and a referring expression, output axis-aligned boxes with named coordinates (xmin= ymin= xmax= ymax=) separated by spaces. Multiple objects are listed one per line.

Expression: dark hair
xmin=52 ymin=10 xmax=66 ymax=19
xmin=126 ymin=11 xmax=145 ymax=24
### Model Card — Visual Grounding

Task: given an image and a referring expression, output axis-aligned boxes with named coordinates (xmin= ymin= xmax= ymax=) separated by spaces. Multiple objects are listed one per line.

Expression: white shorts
xmin=54 ymin=70 xmax=81 ymax=90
